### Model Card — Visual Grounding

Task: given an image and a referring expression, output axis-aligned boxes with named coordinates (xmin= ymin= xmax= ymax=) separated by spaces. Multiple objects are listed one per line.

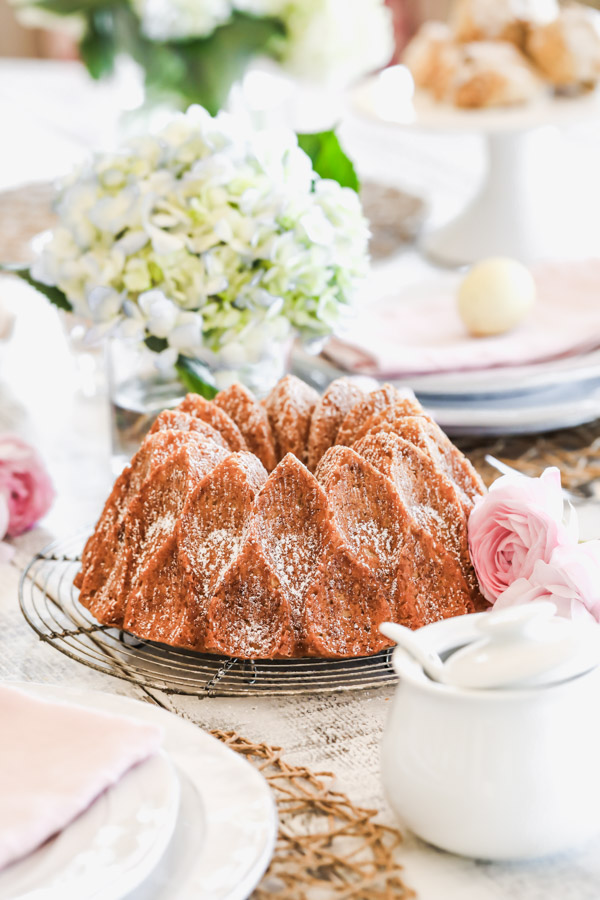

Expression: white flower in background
xmin=131 ymin=0 xmax=233 ymax=40
xmin=33 ymin=106 xmax=370 ymax=368
xmin=130 ymin=0 xmax=392 ymax=86
xmin=271 ymin=0 xmax=394 ymax=85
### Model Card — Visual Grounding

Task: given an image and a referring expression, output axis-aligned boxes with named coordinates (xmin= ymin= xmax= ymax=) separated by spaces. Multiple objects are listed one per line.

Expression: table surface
xmin=3 ymin=60 xmax=600 ymax=900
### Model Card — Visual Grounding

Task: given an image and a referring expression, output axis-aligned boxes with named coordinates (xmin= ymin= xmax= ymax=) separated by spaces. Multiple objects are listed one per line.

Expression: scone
xmin=526 ymin=4 xmax=600 ymax=90
xmin=404 ymin=21 xmax=455 ymax=90
xmin=446 ymin=41 xmax=545 ymax=107
xmin=452 ymin=0 xmax=559 ymax=47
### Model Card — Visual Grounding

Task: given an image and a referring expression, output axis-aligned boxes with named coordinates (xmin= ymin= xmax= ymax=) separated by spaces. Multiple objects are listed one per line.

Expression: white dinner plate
xmin=399 ymin=350 xmax=600 ymax=399
xmin=0 ymin=748 xmax=179 ymax=900
xmin=2 ymin=684 xmax=278 ymax=900
xmin=428 ymin=379 xmax=600 ymax=435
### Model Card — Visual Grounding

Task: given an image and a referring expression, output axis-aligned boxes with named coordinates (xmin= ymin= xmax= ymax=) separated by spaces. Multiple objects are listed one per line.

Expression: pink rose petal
xmin=468 ymin=468 xmax=573 ymax=603
xmin=0 ymin=437 xmax=54 ymax=537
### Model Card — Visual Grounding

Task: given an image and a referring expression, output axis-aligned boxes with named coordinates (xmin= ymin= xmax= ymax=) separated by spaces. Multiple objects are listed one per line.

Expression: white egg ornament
xmin=457 ymin=257 xmax=536 ymax=337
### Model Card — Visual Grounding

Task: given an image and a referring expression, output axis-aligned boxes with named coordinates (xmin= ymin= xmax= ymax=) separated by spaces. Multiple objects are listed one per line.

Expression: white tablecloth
xmin=3 ymin=60 xmax=600 ymax=899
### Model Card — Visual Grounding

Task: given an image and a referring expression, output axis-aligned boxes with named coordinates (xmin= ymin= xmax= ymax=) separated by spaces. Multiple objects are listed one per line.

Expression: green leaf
xmin=80 ymin=9 xmax=118 ymax=80
xmin=297 ymin=130 xmax=360 ymax=192
xmin=0 ymin=265 xmax=73 ymax=312
xmin=135 ymin=13 xmax=285 ymax=115
xmin=144 ymin=336 xmax=169 ymax=353
xmin=175 ymin=355 xmax=218 ymax=399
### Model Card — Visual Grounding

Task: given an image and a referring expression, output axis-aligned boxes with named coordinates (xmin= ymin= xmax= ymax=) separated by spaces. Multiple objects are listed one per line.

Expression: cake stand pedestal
xmin=352 ymin=77 xmax=600 ymax=267
xmin=422 ymin=127 xmax=559 ymax=267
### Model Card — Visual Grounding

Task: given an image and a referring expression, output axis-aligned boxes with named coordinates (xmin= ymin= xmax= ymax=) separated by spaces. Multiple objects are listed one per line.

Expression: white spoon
xmin=380 ymin=621 xmax=446 ymax=683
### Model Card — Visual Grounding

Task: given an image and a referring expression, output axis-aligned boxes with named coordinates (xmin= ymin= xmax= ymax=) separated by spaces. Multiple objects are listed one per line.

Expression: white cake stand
xmin=353 ymin=73 xmax=600 ymax=267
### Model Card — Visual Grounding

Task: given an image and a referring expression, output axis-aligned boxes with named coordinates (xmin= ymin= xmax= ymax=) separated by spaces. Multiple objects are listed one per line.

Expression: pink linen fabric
xmin=0 ymin=685 xmax=162 ymax=871
xmin=325 ymin=260 xmax=600 ymax=377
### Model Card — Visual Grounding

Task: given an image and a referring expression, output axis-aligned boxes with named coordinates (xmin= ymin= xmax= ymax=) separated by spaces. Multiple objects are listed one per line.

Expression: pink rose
xmin=468 ymin=468 xmax=573 ymax=603
xmin=494 ymin=541 xmax=600 ymax=624
xmin=0 ymin=436 xmax=54 ymax=538
xmin=0 ymin=493 xmax=13 ymax=562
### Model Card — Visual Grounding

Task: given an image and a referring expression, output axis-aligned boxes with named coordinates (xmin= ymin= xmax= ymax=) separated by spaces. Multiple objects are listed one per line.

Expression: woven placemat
xmin=456 ymin=419 xmax=600 ymax=490
xmin=213 ymin=731 xmax=415 ymax=899
xmin=0 ymin=182 xmax=57 ymax=264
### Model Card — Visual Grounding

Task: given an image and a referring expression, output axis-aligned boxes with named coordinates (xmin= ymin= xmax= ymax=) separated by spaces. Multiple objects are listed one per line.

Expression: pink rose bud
xmin=468 ymin=467 xmax=573 ymax=603
xmin=0 ymin=436 xmax=54 ymax=538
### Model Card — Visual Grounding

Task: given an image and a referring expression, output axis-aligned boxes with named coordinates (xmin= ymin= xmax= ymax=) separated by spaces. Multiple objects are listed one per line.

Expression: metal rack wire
xmin=19 ymin=534 xmax=398 ymax=697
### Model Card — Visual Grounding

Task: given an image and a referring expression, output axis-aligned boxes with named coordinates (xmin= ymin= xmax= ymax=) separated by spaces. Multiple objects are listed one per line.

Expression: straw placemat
xmin=0 ymin=182 xmax=57 ymax=264
xmin=456 ymin=420 xmax=600 ymax=490
xmin=213 ymin=731 xmax=415 ymax=900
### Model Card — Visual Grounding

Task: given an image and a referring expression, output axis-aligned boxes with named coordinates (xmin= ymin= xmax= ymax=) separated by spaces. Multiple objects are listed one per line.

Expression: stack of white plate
xmin=294 ymin=259 xmax=600 ymax=437
xmin=293 ymin=344 xmax=600 ymax=437
xmin=403 ymin=351 xmax=600 ymax=435
xmin=0 ymin=685 xmax=277 ymax=900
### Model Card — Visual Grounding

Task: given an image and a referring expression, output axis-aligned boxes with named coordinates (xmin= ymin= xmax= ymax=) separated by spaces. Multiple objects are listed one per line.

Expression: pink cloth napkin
xmin=326 ymin=260 xmax=600 ymax=377
xmin=0 ymin=685 xmax=162 ymax=871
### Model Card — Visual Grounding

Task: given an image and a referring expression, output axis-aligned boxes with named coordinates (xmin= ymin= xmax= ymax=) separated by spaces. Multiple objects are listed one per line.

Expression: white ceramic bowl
xmin=382 ymin=614 xmax=600 ymax=861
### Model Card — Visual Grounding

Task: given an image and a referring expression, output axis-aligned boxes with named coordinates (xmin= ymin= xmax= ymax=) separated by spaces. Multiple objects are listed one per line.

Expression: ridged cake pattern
xmin=77 ymin=375 xmax=488 ymax=659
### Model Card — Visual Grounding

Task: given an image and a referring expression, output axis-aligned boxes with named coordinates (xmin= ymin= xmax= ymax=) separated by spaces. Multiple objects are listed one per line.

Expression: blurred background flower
xmin=6 ymin=0 xmax=394 ymax=115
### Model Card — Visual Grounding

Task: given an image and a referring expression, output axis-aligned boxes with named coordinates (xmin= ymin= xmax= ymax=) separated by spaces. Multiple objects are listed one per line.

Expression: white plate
xmin=429 ymin=379 xmax=600 ymax=435
xmin=2 ymin=684 xmax=277 ymax=900
xmin=353 ymin=74 xmax=600 ymax=134
xmin=294 ymin=341 xmax=600 ymax=401
xmin=0 ymin=746 xmax=179 ymax=900
xmin=292 ymin=349 xmax=600 ymax=436
xmin=401 ymin=349 xmax=600 ymax=399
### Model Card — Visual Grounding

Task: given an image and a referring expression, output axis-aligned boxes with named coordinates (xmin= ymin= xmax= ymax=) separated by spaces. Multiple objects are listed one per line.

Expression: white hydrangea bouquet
xmin=10 ymin=0 xmax=393 ymax=114
xmin=10 ymin=106 xmax=370 ymax=396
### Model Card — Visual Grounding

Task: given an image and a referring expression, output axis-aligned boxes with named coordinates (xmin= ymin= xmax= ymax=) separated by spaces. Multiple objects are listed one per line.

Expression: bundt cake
xmin=75 ymin=375 xmax=488 ymax=659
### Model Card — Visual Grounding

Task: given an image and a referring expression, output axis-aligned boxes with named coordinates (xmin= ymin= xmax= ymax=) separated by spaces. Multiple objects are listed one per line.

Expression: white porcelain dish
xmin=2 ymin=684 xmax=277 ymax=900
xmin=382 ymin=612 xmax=600 ymax=860
xmin=353 ymin=76 xmax=600 ymax=135
xmin=0 ymin=749 xmax=180 ymax=900
xmin=352 ymin=75 xmax=600 ymax=264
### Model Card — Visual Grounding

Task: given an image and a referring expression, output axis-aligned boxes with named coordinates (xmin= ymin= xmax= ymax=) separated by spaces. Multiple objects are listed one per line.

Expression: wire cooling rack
xmin=19 ymin=534 xmax=397 ymax=697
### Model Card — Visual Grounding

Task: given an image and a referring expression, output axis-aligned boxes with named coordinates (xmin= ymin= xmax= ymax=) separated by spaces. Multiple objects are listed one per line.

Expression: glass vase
xmin=106 ymin=340 xmax=184 ymax=473
xmin=209 ymin=338 xmax=291 ymax=396
xmin=106 ymin=337 xmax=291 ymax=471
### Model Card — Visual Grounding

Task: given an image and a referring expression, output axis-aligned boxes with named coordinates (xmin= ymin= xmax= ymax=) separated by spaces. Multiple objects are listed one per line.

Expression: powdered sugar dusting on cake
xmin=177 ymin=393 xmax=248 ymax=451
xmin=335 ymin=384 xmax=410 ymax=448
xmin=307 ymin=378 xmax=365 ymax=472
xmin=253 ymin=454 xmax=334 ymax=626
xmin=77 ymin=375 xmax=487 ymax=659
xmin=214 ymin=383 xmax=277 ymax=471
xmin=264 ymin=375 xmax=319 ymax=465
xmin=179 ymin=452 xmax=267 ymax=598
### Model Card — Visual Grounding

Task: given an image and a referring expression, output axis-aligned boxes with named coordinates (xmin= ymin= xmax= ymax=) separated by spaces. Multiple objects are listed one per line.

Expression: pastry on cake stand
xmin=353 ymin=70 xmax=600 ymax=267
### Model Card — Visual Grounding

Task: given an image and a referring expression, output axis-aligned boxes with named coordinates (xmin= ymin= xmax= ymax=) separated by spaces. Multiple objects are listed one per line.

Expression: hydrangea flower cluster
xmin=32 ymin=106 xmax=370 ymax=372
xmin=131 ymin=0 xmax=393 ymax=84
